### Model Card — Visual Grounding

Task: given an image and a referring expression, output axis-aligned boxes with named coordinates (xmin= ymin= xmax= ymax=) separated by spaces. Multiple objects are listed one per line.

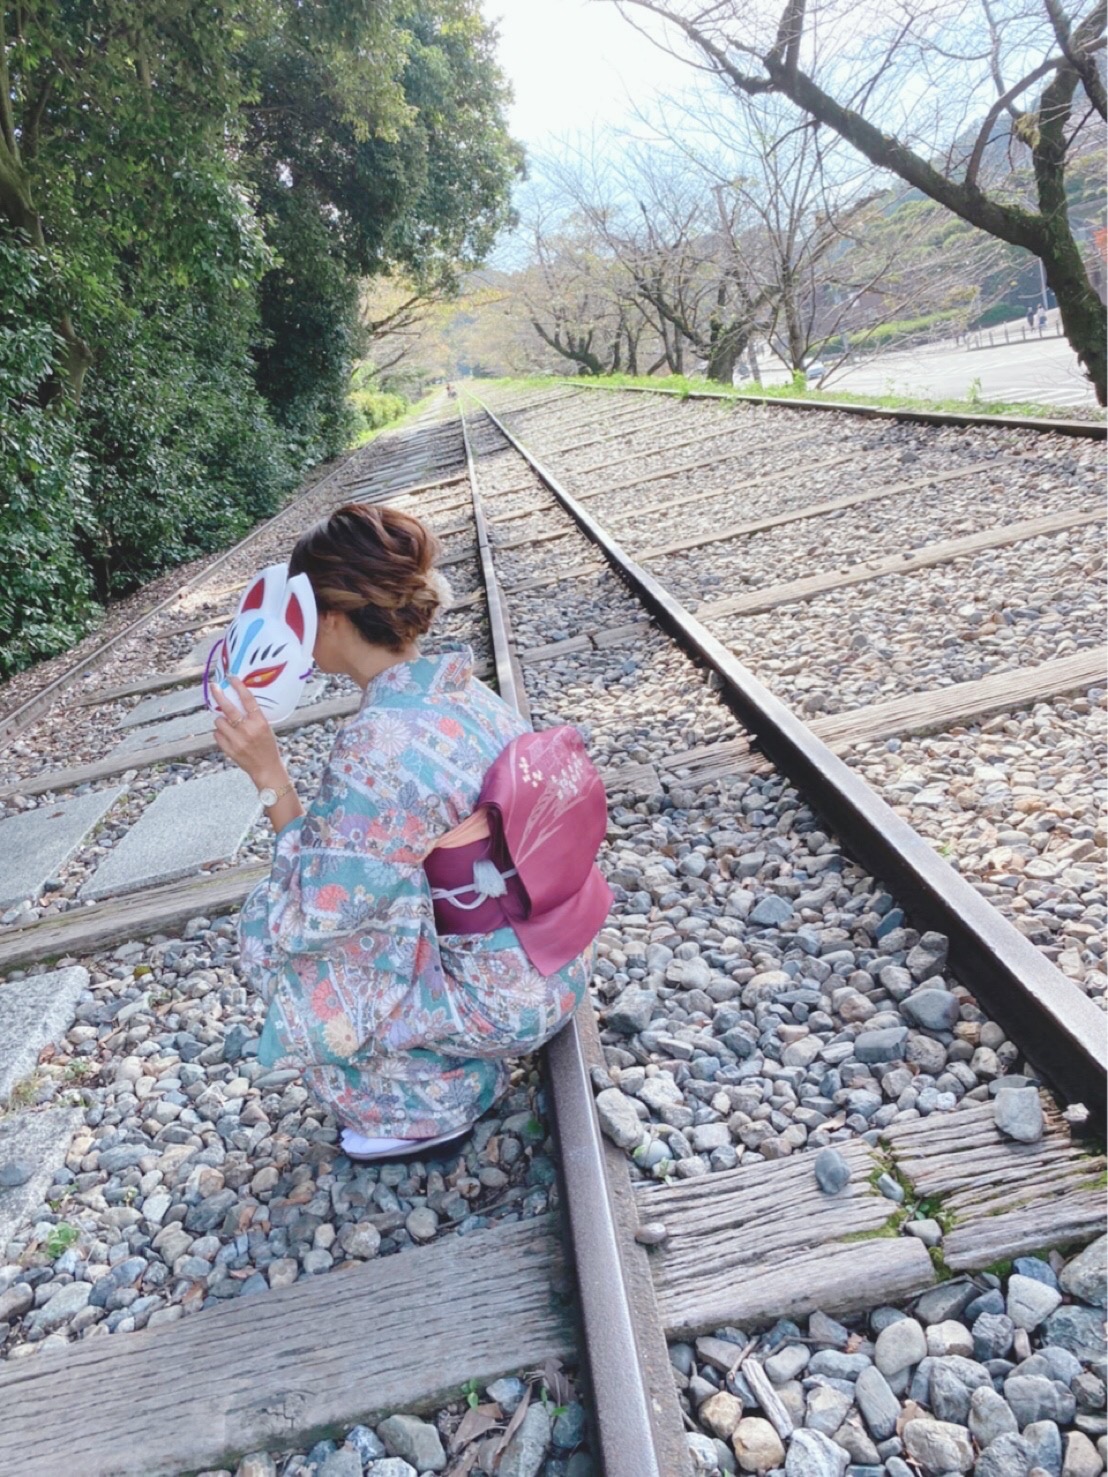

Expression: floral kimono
xmin=237 ymin=645 xmax=592 ymax=1139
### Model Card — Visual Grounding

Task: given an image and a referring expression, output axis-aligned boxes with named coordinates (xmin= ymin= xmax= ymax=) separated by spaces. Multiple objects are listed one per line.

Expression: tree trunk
xmin=1041 ymin=236 xmax=1107 ymax=404
xmin=706 ymin=325 xmax=748 ymax=383
xmin=1032 ymin=41 xmax=1108 ymax=404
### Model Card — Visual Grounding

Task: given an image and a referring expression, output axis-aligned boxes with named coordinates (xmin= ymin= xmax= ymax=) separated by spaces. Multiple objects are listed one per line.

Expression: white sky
xmin=480 ymin=0 xmax=679 ymax=151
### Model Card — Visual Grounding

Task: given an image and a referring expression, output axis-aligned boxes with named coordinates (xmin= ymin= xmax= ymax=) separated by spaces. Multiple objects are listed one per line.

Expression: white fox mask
xmin=202 ymin=564 xmax=318 ymax=723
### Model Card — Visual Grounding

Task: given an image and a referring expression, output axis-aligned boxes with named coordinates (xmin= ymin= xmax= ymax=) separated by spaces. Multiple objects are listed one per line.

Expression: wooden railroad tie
xmin=700 ymin=506 xmax=1105 ymax=621
xmin=0 ymin=1098 xmax=1098 ymax=1476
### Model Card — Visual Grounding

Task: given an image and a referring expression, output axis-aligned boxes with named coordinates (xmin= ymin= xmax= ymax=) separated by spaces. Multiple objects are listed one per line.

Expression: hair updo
xmin=288 ymin=503 xmax=450 ymax=651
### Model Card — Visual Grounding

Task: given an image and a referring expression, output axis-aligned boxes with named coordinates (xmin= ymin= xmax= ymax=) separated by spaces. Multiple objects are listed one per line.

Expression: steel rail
xmin=0 ymin=412 xmax=463 ymax=743
xmin=458 ymin=402 xmax=688 ymax=1477
xmin=566 ymin=379 xmax=1108 ymax=440
xmin=473 ymin=395 xmax=1108 ymax=1123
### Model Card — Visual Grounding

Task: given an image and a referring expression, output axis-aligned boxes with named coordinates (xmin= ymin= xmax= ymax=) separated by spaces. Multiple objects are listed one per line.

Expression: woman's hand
xmin=212 ymin=676 xmax=285 ymax=788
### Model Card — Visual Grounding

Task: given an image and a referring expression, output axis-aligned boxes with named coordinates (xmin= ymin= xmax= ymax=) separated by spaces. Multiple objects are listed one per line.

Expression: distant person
xmin=1026 ymin=307 xmax=1036 ymax=328
xmin=1037 ymin=305 xmax=1048 ymax=330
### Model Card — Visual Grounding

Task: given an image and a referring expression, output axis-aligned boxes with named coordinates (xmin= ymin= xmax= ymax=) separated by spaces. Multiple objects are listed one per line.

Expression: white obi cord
xmin=428 ymin=858 xmax=518 ymax=911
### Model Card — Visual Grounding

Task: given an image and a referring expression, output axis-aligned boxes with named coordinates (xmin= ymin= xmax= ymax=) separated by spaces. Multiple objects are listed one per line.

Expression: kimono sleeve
xmin=260 ymin=724 xmax=435 ymax=956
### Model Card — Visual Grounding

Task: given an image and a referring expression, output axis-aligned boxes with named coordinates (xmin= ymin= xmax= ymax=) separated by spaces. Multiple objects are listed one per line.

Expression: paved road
xmin=755 ymin=321 xmax=1099 ymax=409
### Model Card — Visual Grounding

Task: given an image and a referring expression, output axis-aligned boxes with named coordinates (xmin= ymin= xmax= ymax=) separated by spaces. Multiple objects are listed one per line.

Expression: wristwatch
xmin=258 ymin=781 xmax=295 ymax=808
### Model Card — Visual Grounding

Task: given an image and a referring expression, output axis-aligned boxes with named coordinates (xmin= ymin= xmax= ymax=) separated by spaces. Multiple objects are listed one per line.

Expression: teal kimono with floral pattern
xmin=237 ymin=646 xmax=592 ymax=1139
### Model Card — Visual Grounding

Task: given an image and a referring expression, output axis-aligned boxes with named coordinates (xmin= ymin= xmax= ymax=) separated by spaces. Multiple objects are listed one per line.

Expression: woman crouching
xmin=213 ymin=503 xmax=610 ymax=1161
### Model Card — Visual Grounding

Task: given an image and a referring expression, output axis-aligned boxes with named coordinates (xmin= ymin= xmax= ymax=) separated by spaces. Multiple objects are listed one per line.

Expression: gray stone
xmin=0 ymin=965 xmax=89 ymax=1105
xmin=784 ymin=1427 xmax=849 ymax=1477
xmin=0 ymin=1160 xmax=33 ymax=1187
xmin=81 ymin=768 xmax=260 ymax=899
xmin=1060 ymin=1236 xmax=1106 ymax=1308
xmin=907 ymin=933 xmax=949 ymax=980
xmin=749 ymin=896 xmax=793 ymax=928
xmin=27 ymin=1279 xmax=92 ymax=1333
xmin=905 ymin=1219 xmax=943 ymax=1248
xmin=853 ymin=1028 xmax=907 ymax=1064
xmin=118 ymin=685 xmax=205 ymax=729
xmin=487 ymin=1376 xmax=528 ymax=1413
xmin=876 ymin=1173 xmax=904 ymax=1202
xmin=365 ymin=1463 xmax=417 ymax=1477
xmin=1007 ymin=1275 xmax=1063 ymax=1331
xmin=0 ymin=1105 xmax=83 ymax=1251
xmin=915 ymin=1280 xmax=977 ymax=1324
xmin=929 ymin=1358 xmax=991 ymax=1423
xmin=830 ymin=1414 xmax=880 ymax=1466
xmin=1004 ymin=1376 xmax=1076 ymax=1428
xmin=901 ymin=990 xmax=960 ymax=1032
xmin=766 ymin=1344 xmax=811 ymax=1384
xmin=688 ymin=1432 xmax=722 ymax=1474
xmin=926 ymin=1321 xmax=974 ymax=1358
xmin=808 ymin=1352 xmax=871 ymax=1381
xmin=552 ymin=1402 xmax=588 ymax=1449
xmin=377 ymin=1414 xmax=446 ymax=1473
xmin=994 ymin=1089 xmax=1044 ymax=1144
xmin=1062 ymin=1432 xmax=1103 ymax=1477
xmin=855 ymin=1366 xmax=900 ymax=1441
xmin=637 ymin=1075 xmax=685 ymax=1112
xmin=809 ymin=1312 xmax=851 ymax=1350
xmin=690 ymin=1123 xmax=732 ymax=1153
xmin=974 ymin=1313 xmax=1016 ymax=1361
xmin=969 ymin=1387 xmax=1021 ymax=1446
xmin=346 ymin=1428 xmax=387 ymax=1464
xmin=0 ymin=787 xmax=127 ymax=909
xmin=1043 ymin=1307 xmax=1107 ymax=1366
xmin=236 ymin=1454 xmax=277 ymax=1477
xmin=1014 ymin=1258 xmax=1059 ymax=1290
xmin=0 ymin=1283 xmax=32 ymax=1322
xmin=1024 ymin=1422 xmax=1064 ymax=1477
xmin=814 ymin=1149 xmax=850 ymax=1195
xmin=805 ymin=1384 xmax=853 ymax=1436
xmin=902 ymin=1418 xmax=974 ymax=1473
xmin=317 ymin=1453 xmax=363 ymax=1477
xmin=607 ymin=986 xmax=657 ymax=1035
xmin=594 ymin=1089 xmax=643 ymax=1150
xmin=976 ymin=1434 xmax=1032 ymax=1477
xmin=875 ymin=1318 xmax=927 ymax=1376
xmin=499 ymin=1403 xmax=552 ymax=1477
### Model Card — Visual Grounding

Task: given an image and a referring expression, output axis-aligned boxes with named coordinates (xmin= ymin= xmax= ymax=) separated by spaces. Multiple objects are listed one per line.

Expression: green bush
xmin=0 ymin=242 xmax=98 ymax=678
xmin=349 ymin=387 xmax=409 ymax=435
xmin=77 ymin=298 xmax=298 ymax=600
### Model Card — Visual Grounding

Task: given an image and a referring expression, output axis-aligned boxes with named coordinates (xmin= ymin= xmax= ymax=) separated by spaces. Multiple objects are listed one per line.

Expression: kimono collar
xmin=361 ymin=643 xmax=474 ymax=709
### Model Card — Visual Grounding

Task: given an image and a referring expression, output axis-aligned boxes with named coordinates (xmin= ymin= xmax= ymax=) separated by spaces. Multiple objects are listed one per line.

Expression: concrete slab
xmin=79 ymin=769 xmax=261 ymax=900
xmin=113 ymin=678 xmax=326 ymax=756
xmin=0 ymin=1107 xmax=84 ymax=1255
xmin=181 ymin=630 xmax=222 ymax=670
xmin=0 ymin=788 xmax=128 ymax=911
xmin=0 ymin=966 xmax=89 ymax=1103
xmin=117 ymin=685 xmax=203 ymax=730
xmin=112 ymin=706 xmax=215 ymax=757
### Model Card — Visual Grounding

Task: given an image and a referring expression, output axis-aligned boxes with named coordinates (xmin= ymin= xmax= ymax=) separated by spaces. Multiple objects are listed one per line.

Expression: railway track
xmin=0 ymin=386 xmax=1103 ymax=1477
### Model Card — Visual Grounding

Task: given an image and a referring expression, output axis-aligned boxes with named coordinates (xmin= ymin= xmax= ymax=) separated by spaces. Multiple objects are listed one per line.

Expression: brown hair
xmin=288 ymin=503 xmax=443 ymax=651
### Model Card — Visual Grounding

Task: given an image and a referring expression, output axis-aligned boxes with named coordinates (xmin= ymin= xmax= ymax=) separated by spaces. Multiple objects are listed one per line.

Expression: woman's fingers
xmin=229 ymin=674 xmax=260 ymax=716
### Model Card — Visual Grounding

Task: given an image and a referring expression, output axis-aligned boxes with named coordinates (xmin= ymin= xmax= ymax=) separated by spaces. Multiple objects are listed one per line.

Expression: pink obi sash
xmin=423 ymin=726 xmax=613 ymax=977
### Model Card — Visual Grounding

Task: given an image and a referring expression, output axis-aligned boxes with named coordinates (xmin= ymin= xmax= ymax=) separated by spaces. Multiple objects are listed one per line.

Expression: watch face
xmin=259 ymin=787 xmax=277 ymax=807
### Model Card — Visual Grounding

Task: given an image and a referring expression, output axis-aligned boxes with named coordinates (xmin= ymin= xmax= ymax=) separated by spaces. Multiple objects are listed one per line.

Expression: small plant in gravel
xmin=44 ymin=1223 xmax=78 ymax=1260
